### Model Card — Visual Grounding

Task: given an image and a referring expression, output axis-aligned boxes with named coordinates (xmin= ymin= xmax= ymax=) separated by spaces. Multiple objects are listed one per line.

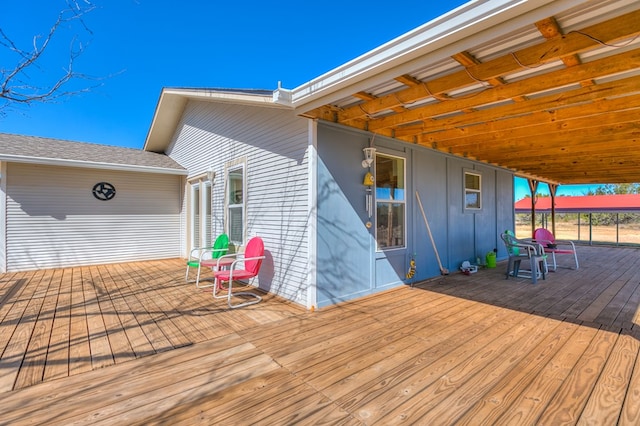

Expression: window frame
xmin=464 ymin=169 xmax=482 ymax=211
xmin=224 ymin=157 xmax=247 ymax=246
xmin=187 ymin=177 xmax=212 ymax=251
xmin=374 ymin=152 xmax=406 ymax=251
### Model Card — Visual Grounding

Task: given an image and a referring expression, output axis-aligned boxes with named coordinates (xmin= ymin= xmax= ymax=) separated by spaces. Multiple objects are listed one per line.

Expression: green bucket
xmin=486 ymin=251 xmax=497 ymax=268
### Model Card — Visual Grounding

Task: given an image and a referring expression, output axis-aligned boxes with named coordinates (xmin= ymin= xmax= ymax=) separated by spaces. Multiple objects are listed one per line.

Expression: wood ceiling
xmin=302 ymin=6 xmax=640 ymax=185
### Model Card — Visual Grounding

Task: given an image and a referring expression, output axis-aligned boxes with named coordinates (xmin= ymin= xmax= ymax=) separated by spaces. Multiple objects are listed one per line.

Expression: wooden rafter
xmin=371 ymin=55 xmax=640 ymax=132
xmin=326 ymin=9 xmax=640 ymax=123
xmin=535 ymin=17 xmax=582 ymax=67
xmin=302 ymin=6 xmax=640 ymax=185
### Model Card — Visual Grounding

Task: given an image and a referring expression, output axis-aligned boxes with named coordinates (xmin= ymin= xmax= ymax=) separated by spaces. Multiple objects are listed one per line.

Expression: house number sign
xmin=92 ymin=182 xmax=116 ymax=201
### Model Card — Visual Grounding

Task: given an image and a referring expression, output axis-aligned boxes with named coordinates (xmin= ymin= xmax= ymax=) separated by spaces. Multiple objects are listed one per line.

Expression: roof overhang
xmin=143 ymin=88 xmax=291 ymax=153
xmin=287 ymin=0 xmax=567 ymax=112
xmin=0 ymin=154 xmax=188 ymax=175
xmin=282 ymin=0 xmax=640 ymax=185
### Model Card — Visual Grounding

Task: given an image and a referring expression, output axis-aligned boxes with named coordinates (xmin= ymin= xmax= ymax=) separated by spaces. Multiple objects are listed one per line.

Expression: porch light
xmin=362 ymin=147 xmax=376 ymax=168
xmin=207 ymin=167 xmax=216 ymax=184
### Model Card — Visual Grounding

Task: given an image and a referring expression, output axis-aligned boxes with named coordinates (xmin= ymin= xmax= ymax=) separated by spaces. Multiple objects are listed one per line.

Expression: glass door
xmin=189 ymin=180 xmax=212 ymax=251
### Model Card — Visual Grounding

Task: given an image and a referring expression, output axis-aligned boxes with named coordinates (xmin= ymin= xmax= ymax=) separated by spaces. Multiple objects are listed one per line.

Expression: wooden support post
xmin=549 ymin=183 xmax=558 ymax=236
xmin=528 ymin=179 xmax=539 ymax=237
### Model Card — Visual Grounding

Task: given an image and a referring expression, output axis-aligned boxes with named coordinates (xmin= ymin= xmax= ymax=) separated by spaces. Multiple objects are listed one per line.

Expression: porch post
xmin=528 ymin=179 xmax=539 ymax=237
xmin=549 ymin=183 xmax=557 ymax=235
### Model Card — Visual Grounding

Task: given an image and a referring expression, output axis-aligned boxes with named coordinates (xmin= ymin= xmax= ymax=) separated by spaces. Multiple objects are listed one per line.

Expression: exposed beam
xmin=327 ymin=9 xmax=640 ymax=123
xmin=427 ymin=104 xmax=640 ymax=150
xmin=458 ymin=133 xmax=640 ymax=161
xmin=394 ymin=74 xmax=422 ymax=86
xmin=394 ymin=74 xmax=640 ymax=136
xmin=406 ymin=96 xmax=640 ymax=144
xmin=535 ymin=17 xmax=582 ymax=67
xmin=451 ymin=51 xmax=505 ymax=87
xmin=370 ymin=54 xmax=640 ymax=131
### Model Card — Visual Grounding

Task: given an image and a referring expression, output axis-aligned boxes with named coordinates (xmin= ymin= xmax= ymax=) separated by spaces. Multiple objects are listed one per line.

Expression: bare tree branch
xmin=0 ymin=0 xmax=102 ymax=115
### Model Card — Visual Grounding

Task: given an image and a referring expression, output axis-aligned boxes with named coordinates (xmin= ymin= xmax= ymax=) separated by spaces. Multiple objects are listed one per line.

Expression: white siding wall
xmin=6 ymin=163 xmax=181 ymax=271
xmin=167 ymin=100 xmax=310 ymax=305
xmin=0 ymin=162 xmax=6 ymax=272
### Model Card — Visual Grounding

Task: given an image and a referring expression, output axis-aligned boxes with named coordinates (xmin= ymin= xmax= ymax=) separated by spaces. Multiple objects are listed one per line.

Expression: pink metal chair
xmin=533 ymin=228 xmax=579 ymax=271
xmin=212 ymin=236 xmax=265 ymax=309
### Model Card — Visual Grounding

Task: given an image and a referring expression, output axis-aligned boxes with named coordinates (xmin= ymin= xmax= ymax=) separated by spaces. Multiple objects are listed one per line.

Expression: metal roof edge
xmin=287 ymin=0 xmax=571 ymax=112
xmin=0 ymin=154 xmax=188 ymax=175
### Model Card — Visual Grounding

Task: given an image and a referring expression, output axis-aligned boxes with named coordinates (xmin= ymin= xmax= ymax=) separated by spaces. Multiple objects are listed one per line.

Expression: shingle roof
xmin=0 ymin=133 xmax=186 ymax=174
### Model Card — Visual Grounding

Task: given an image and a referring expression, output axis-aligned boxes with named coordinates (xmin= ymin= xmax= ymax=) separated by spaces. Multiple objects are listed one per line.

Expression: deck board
xmin=578 ymin=329 xmax=639 ymax=425
xmin=14 ymin=268 xmax=64 ymax=389
xmin=68 ymin=267 xmax=92 ymax=376
xmin=44 ymin=268 xmax=72 ymax=381
xmin=456 ymin=317 xmax=580 ymax=425
xmin=0 ymin=269 xmax=51 ymax=391
xmin=0 ymin=246 xmax=640 ymax=424
xmin=619 ymin=330 xmax=640 ymax=425
xmin=424 ymin=315 xmax=570 ymax=423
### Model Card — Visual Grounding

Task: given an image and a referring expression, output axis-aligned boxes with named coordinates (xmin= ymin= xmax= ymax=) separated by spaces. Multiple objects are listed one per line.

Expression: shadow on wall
xmin=173 ymin=102 xmax=309 ymax=167
xmin=316 ymin=158 xmax=376 ymax=305
xmin=258 ymin=249 xmax=275 ymax=292
xmin=8 ymin=164 xmax=180 ymax=220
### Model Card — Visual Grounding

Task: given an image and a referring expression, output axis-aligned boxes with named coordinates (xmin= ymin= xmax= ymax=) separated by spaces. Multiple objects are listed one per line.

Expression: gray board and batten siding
xmin=316 ymin=122 xmax=514 ymax=307
xmin=165 ymin=99 xmax=312 ymax=305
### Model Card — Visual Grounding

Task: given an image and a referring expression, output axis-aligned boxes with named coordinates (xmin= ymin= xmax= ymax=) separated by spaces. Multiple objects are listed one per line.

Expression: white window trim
xmin=464 ymin=169 xmax=482 ymax=211
xmin=375 ymin=152 xmax=407 ymax=251
xmin=187 ymin=177 xmax=212 ymax=252
xmin=224 ymin=157 xmax=247 ymax=245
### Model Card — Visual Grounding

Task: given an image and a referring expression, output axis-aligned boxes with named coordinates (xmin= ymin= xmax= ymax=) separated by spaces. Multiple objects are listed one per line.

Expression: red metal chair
xmin=212 ymin=236 xmax=265 ymax=308
xmin=533 ymin=228 xmax=579 ymax=271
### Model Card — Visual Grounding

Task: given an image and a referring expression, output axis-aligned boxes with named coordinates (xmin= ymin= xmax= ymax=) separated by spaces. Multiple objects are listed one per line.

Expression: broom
xmin=415 ymin=191 xmax=449 ymax=275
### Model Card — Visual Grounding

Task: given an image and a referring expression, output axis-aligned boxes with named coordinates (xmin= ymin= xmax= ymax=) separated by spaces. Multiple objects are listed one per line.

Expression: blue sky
xmin=513 ymin=178 xmax=601 ymax=201
xmin=0 ymin=0 xmax=468 ymax=148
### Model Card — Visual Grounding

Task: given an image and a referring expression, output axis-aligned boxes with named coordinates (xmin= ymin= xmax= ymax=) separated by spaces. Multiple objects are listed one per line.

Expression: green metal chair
xmin=501 ymin=230 xmax=547 ymax=284
xmin=185 ymin=234 xmax=229 ymax=288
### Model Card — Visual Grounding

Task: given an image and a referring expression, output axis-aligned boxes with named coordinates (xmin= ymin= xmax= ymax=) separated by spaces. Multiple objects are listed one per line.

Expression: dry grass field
xmin=516 ymin=219 xmax=640 ymax=245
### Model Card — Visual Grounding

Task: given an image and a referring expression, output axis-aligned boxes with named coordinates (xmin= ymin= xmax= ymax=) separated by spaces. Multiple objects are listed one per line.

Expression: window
xmin=375 ymin=154 xmax=405 ymax=249
xmin=464 ymin=171 xmax=482 ymax=210
xmin=225 ymin=159 xmax=246 ymax=245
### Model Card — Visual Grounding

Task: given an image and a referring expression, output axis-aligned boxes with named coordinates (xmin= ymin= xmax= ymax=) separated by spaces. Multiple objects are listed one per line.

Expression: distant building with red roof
xmin=514 ymin=194 xmax=640 ymax=213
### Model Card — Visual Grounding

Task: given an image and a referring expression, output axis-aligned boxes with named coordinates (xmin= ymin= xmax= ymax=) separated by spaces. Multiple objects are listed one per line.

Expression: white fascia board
xmin=0 ymin=154 xmax=188 ymax=175
xmin=288 ymin=0 xmax=574 ymax=112
xmin=143 ymin=91 xmax=188 ymax=153
xmin=170 ymin=88 xmax=280 ymax=107
xmin=143 ymin=88 xmax=290 ymax=153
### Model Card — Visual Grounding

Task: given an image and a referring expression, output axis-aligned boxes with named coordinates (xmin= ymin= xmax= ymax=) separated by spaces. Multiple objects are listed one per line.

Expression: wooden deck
xmin=1 ymin=245 xmax=640 ymax=424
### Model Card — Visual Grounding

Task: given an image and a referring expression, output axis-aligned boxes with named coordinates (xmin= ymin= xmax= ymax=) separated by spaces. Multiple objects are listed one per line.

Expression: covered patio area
xmin=1 ymin=245 xmax=640 ymax=424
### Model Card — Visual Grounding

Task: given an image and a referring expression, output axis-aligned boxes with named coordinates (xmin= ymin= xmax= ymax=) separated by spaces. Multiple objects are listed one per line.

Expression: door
xmin=374 ymin=151 xmax=408 ymax=288
xmin=188 ymin=179 xmax=212 ymax=251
